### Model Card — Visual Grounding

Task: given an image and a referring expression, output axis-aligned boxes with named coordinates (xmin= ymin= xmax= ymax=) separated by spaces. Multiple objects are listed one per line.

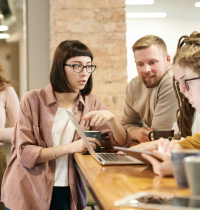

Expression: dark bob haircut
xmin=50 ymin=40 xmax=93 ymax=95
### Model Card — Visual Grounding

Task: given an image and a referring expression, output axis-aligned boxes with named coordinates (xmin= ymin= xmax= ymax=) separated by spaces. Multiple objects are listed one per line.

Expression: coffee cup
xmin=84 ymin=131 xmax=101 ymax=152
xmin=148 ymin=129 xmax=174 ymax=141
xmin=184 ymin=155 xmax=200 ymax=194
xmin=172 ymin=149 xmax=200 ymax=188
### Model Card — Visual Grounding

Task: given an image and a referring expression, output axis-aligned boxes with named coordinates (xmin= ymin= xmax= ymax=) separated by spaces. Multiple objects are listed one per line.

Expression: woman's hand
xmin=158 ymin=138 xmax=181 ymax=153
xmin=83 ymin=110 xmax=127 ymax=146
xmin=82 ymin=110 xmax=115 ymax=127
xmin=38 ymin=137 xmax=101 ymax=163
xmin=142 ymin=151 xmax=173 ymax=176
xmin=131 ymin=140 xmax=159 ymax=152
xmin=69 ymin=137 xmax=101 ymax=153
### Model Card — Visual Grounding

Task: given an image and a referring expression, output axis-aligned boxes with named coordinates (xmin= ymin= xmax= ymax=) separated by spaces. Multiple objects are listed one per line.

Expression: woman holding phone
xmin=141 ymin=31 xmax=200 ymax=176
xmin=132 ymin=31 xmax=200 ymax=152
xmin=1 ymin=40 xmax=131 ymax=210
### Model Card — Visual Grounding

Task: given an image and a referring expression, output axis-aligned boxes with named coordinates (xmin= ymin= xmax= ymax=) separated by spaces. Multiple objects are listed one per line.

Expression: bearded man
xmin=121 ymin=35 xmax=178 ymax=142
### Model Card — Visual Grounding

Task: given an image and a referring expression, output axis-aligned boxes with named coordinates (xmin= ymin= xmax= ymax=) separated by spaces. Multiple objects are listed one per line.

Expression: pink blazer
xmin=1 ymin=84 xmax=131 ymax=210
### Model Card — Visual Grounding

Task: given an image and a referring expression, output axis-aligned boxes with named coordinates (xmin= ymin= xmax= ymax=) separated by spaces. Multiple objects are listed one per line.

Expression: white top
xmin=172 ymin=110 xmax=200 ymax=139
xmin=0 ymin=86 xmax=19 ymax=144
xmin=171 ymin=122 xmax=180 ymax=135
xmin=191 ymin=110 xmax=200 ymax=136
xmin=51 ymin=106 xmax=76 ymax=186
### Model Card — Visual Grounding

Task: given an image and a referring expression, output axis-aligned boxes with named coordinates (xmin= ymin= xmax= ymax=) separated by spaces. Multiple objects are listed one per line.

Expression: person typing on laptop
xmin=141 ymin=31 xmax=200 ymax=176
xmin=1 ymin=40 xmax=131 ymax=210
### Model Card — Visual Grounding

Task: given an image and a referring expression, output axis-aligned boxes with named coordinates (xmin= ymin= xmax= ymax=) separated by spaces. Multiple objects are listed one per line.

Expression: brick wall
xmin=50 ymin=0 xmax=127 ymax=121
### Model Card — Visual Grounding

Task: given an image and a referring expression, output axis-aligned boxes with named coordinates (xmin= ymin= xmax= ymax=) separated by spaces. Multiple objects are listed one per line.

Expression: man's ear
xmin=166 ymin=54 xmax=171 ymax=64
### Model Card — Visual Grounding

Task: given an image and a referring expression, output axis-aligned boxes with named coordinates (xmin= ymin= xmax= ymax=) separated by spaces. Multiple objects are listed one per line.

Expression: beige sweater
xmin=121 ymin=71 xmax=178 ymax=132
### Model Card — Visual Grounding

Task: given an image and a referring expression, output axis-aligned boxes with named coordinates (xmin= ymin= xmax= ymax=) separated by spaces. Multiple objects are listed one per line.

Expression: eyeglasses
xmin=184 ymin=77 xmax=200 ymax=92
xmin=64 ymin=64 xmax=96 ymax=73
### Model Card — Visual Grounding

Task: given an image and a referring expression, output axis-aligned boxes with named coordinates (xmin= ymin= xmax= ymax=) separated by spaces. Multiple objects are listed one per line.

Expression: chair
xmin=86 ymin=187 xmax=96 ymax=210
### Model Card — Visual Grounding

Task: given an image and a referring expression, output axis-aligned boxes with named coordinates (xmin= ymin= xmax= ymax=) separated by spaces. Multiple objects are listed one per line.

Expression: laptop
xmin=66 ymin=110 xmax=145 ymax=166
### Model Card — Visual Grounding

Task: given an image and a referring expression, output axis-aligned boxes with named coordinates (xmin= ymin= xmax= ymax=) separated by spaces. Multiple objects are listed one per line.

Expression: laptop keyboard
xmin=98 ymin=153 xmax=133 ymax=162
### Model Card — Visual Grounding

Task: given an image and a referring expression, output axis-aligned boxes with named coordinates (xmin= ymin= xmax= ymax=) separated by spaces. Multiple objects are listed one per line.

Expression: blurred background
xmin=0 ymin=0 xmax=199 ymax=162
xmin=126 ymin=0 xmax=200 ymax=81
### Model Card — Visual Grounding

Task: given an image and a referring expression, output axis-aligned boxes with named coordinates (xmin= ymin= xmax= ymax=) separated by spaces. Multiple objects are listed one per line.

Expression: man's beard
xmin=142 ymin=72 xmax=166 ymax=88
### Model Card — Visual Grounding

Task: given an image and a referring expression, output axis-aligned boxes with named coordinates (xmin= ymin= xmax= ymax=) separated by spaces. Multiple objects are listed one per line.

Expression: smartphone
xmin=113 ymin=146 xmax=162 ymax=165
xmin=114 ymin=192 xmax=200 ymax=210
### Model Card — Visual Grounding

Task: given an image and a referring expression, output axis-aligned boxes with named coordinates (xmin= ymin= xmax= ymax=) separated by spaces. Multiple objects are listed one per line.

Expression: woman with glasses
xmin=1 ymin=40 xmax=131 ymax=210
xmin=130 ymin=32 xmax=200 ymax=152
xmin=0 ymin=65 xmax=19 ymax=210
xmin=141 ymin=31 xmax=200 ymax=176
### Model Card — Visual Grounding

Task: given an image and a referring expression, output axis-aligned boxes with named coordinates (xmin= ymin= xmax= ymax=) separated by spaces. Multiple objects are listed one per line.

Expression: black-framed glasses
xmin=64 ymin=64 xmax=96 ymax=73
xmin=184 ymin=77 xmax=200 ymax=92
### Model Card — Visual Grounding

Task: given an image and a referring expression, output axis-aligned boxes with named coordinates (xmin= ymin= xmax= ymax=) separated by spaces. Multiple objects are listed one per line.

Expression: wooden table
xmin=74 ymin=149 xmax=191 ymax=210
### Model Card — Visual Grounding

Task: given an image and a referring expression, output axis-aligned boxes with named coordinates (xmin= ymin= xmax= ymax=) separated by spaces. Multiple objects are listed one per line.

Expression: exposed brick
xmin=109 ymin=0 xmax=125 ymax=8
xmin=49 ymin=38 xmax=56 ymax=50
xmin=110 ymin=68 xmax=127 ymax=81
xmin=54 ymin=0 xmax=72 ymax=10
xmin=55 ymin=21 xmax=126 ymax=34
xmin=93 ymin=55 xmax=127 ymax=68
xmin=54 ymin=9 xmax=92 ymax=21
xmin=106 ymin=104 xmax=124 ymax=120
xmin=92 ymin=81 xmax=126 ymax=94
xmin=94 ymin=67 xmax=127 ymax=82
xmin=72 ymin=0 xmax=109 ymax=9
xmin=97 ymin=94 xmax=125 ymax=106
xmin=53 ymin=33 xmax=126 ymax=46
xmin=55 ymin=9 xmax=125 ymax=22
xmin=54 ymin=33 xmax=73 ymax=47
xmin=50 ymin=0 xmax=127 ymax=119
xmin=90 ymin=43 xmax=126 ymax=57
xmin=93 ymin=9 xmax=125 ymax=21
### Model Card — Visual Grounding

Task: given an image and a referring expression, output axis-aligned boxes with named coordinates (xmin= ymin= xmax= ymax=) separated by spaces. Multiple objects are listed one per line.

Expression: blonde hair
xmin=173 ymin=31 xmax=200 ymax=137
xmin=132 ymin=34 xmax=168 ymax=55
xmin=173 ymin=31 xmax=200 ymax=74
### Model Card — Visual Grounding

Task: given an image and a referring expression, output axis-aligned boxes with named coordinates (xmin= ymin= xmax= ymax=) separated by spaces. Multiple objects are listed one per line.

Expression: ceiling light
xmin=195 ymin=2 xmax=200 ymax=7
xmin=126 ymin=0 xmax=154 ymax=5
xmin=126 ymin=12 xmax=167 ymax=18
xmin=0 ymin=13 xmax=9 ymax=32
xmin=0 ymin=33 xmax=10 ymax=39
xmin=0 ymin=25 xmax=8 ymax=31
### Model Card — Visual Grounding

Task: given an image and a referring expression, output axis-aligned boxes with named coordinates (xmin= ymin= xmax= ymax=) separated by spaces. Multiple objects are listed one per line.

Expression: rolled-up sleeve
xmin=14 ymin=95 xmax=44 ymax=169
xmin=90 ymin=97 xmax=131 ymax=148
xmin=179 ymin=133 xmax=200 ymax=149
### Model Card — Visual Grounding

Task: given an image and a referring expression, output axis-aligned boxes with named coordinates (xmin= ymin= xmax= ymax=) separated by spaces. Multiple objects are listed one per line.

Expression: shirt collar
xmin=44 ymin=84 xmax=57 ymax=106
xmin=44 ymin=84 xmax=86 ymax=107
xmin=76 ymin=92 xmax=85 ymax=107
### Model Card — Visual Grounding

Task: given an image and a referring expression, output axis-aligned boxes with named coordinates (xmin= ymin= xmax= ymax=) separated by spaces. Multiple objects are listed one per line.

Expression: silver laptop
xmin=66 ymin=110 xmax=145 ymax=166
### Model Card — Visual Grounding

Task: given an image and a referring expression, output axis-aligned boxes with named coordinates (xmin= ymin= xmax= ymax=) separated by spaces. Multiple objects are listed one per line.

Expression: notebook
xmin=66 ymin=110 xmax=145 ymax=166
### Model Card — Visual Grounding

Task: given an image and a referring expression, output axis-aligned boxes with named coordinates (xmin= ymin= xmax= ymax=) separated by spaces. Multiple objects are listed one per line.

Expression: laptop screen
xmin=66 ymin=110 xmax=100 ymax=163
